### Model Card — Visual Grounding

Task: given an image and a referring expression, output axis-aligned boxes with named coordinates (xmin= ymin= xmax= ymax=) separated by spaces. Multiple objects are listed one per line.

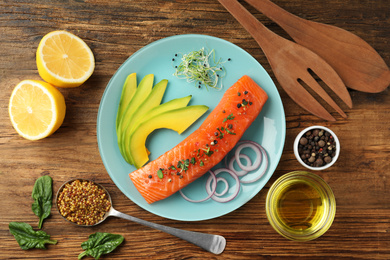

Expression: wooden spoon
xmin=244 ymin=0 xmax=390 ymax=93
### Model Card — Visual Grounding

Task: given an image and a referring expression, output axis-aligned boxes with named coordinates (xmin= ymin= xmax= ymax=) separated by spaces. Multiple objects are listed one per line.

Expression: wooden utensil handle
xmin=244 ymin=0 xmax=316 ymax=39
xmin=244 ymin=0 xmax=304 ymax=27
xmin=218 ymin=0 xmax=282 ymax=52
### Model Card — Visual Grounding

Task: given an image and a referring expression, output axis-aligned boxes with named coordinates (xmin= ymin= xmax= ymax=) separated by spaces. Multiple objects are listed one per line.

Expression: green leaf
xmin=31 ymin=175 xmax=53 ymax=229
xmin=157 ymin=169 xmax=163 ymax=179
xmin=78 ymin=232 xmax=124 ymax=260
xmin=9 ymin=222 xmax=57 ymax=250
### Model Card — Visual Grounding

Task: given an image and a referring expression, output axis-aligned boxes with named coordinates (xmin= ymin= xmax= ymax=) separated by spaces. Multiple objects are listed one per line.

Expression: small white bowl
xmin=293 ymin=126 xmax=340 ymax=171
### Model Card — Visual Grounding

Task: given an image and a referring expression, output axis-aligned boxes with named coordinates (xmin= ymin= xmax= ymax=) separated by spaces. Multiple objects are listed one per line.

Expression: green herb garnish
xmin=31 ymin=175 xmax=53 ymax=229
xmin=9 ymin=222 xmax=57 ymax=250
xmin=78 ymin=232 xmax=124 ymax=260
xmin=200 ymin=160 xmax=204 ymax=166
xmin=223 ymin=113 xmax=235 ymax=123
xmin=178 ymin=159 xmax=190 ymax=172
xmin=226 ymin=129 xmax=236 ymax=135
xmin=216 ymin=127 xmax=225 ymax=139
xmin=202 ymin=146 xmax=214 ymax=157
xmin=157 ymin=169 xmax=164 ymax=179
xmin=173 ymin=48 xmax=226 ymax=90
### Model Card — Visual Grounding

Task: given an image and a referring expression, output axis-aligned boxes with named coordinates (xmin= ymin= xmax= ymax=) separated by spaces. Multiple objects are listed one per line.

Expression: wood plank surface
xmin=0 ymin=0 xmax=389 ymax=259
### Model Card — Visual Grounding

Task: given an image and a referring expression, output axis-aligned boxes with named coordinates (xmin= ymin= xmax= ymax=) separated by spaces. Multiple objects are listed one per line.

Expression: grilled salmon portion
xmin=129 ymin=75 xmax=268 ymax=204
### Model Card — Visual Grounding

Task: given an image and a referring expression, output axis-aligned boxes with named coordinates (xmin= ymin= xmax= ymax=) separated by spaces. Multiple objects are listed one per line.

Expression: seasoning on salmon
xmin=129 ymin=75 xmax=268 ymax=204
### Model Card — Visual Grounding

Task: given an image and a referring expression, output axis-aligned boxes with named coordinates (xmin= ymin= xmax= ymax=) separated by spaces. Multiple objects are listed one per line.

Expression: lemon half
xmin=36 ymin=30 xmax=95 ymax=88
xmin=9 ymin=80 xmax=66 ymax=140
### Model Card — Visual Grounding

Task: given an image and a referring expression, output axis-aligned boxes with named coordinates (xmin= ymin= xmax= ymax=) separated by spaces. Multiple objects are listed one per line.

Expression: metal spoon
xmin=56 ymin=179 xmax=226 ymax=255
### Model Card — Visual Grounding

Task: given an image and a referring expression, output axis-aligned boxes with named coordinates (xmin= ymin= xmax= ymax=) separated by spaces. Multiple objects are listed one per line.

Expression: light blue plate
xmin=97 ymin=34 xmax=286 ymax=221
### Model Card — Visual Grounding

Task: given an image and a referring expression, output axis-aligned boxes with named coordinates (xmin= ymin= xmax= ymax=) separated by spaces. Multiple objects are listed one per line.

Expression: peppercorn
xmin=315 ymin=158 xmax=324 ymax=167
xmin=300 ymin=137 xmax=308 ymax=145
xmin=324 ymin=156 xmax=332 ymax=163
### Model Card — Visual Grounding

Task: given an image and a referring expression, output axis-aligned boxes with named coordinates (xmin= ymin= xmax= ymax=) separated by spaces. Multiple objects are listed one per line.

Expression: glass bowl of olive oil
xmin=266 ymin=171 xmax=336 ymax=241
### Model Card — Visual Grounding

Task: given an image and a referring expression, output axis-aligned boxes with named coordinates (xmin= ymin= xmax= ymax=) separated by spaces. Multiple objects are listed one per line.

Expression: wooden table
xmin=1 ymin=0 xmax=389 ymax=259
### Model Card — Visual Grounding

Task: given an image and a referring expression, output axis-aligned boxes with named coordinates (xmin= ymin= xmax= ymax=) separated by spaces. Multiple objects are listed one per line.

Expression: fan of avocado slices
xmin=116 ymin=73 xmax=208 ymax=168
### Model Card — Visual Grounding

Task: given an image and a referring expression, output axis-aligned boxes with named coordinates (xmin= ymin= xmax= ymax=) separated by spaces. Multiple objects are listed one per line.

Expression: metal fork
xmin=218 ymin=0 xmax=352 ymax=121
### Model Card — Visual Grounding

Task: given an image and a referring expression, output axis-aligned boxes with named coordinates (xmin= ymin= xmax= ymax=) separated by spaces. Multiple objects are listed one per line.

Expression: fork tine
xmin=301 ymin=72 xmax=347 ymax=118
xmin=274 ymin=71 xmax=336 ymax=121
xmin=309 ymin=59 xmax=353 ymax=109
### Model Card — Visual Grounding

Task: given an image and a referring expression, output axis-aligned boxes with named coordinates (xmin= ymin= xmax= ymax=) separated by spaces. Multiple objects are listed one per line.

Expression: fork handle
xmin=217 ymin=0 xmax=285 ymax=54
xmin=244 ymin=0 xmax=307 ymax=31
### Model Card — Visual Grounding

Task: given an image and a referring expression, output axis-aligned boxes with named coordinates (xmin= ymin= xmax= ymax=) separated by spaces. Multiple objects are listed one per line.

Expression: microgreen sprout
xmin=173 ymin=48 xmax=226 ymax=90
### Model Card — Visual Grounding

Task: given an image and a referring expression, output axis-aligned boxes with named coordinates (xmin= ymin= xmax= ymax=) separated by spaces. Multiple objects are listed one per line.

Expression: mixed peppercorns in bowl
xmin=293 ymin=126 xmax=340 ymax=171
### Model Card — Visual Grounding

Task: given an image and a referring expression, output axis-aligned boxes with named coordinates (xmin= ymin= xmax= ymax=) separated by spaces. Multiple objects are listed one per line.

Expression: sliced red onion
xmin=180 ymin=170 xmax=217 ymax=203
xmin=238 ymin=141 xmax=269 ymax=184
xmin=234 ymin=142 xmax=262 ymax=171
xmin=214 ymin=177 xmax=229 ymax=196
xmin=228 ymin=154 xmax=250 ymax=176
xmin=206 ymin=168 xmax=240 ymax=203
xmin=180 ymin=140 xmax=268 ymax=203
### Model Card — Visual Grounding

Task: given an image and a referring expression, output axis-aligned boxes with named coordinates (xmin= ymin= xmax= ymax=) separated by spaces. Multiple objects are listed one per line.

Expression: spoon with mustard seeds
xmin=56 ymin=179 xmax=226 ymax=255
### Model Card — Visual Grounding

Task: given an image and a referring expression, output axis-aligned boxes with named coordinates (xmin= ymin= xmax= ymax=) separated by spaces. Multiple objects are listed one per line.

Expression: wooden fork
xmin=218 ymin=0 xmax=353 ymax=121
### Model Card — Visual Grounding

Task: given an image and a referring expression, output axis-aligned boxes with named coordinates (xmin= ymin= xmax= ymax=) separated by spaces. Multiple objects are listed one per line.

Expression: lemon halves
xmin=36 ymin=30 xmax=95 ymax=88
xmin=9 ymin=80 xmax=66 ymax=140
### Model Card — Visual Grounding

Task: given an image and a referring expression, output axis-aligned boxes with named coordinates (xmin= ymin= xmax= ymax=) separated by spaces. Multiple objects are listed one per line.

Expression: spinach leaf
xmin=9 ymin=222 xmax=57 ymax=250
xmin=31 ymin=175 xmax=52 ymax=229
xmin=78 ymin=232 xmax=124 ymax=260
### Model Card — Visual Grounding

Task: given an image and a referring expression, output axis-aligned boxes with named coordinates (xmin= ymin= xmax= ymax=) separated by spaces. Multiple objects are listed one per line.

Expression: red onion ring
xmin=234 ymin=142 xmax=262 ymax=171
xmin=206 ymin=168 xmax=240 ymax=203
xmin=228 ymin=154 xmax=250 ymax=176
xmin=214 ymin=177 xmax=229 ymax=196
xmin=238 ymin=142 xmax=268 ymax=184
xmin=179 ymin=170 xmax=217 ymax=203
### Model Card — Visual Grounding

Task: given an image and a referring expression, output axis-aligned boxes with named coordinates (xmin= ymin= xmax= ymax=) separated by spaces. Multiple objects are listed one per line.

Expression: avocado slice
xmin=116 ymin=73 xmax=137 ymax=131
xmin=124 ymin=95 xmax=193 ymax=164
xmin=129 ymin=105 xmax=209 ymax=169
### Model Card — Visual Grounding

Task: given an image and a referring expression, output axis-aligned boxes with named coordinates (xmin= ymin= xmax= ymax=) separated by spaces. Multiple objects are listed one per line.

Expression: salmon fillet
xmin=129 ymin=75 xmax=268 ymax=204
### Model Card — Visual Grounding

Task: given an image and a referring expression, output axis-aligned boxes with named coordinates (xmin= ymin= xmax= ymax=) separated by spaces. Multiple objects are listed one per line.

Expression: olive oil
xmin=266 ymin=171 xmax=336 ymax=241
xmin=276 ymin=180 xmax=324 ymax=231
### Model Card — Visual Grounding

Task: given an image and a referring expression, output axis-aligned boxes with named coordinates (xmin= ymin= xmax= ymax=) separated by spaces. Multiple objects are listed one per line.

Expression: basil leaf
xmin=78 ymin=232 xmax=124 ymax=260
xmin=9 ymin=222 xmax=57 ymax=250
xmin=31 ymin=175 xmax=52 ymax=229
